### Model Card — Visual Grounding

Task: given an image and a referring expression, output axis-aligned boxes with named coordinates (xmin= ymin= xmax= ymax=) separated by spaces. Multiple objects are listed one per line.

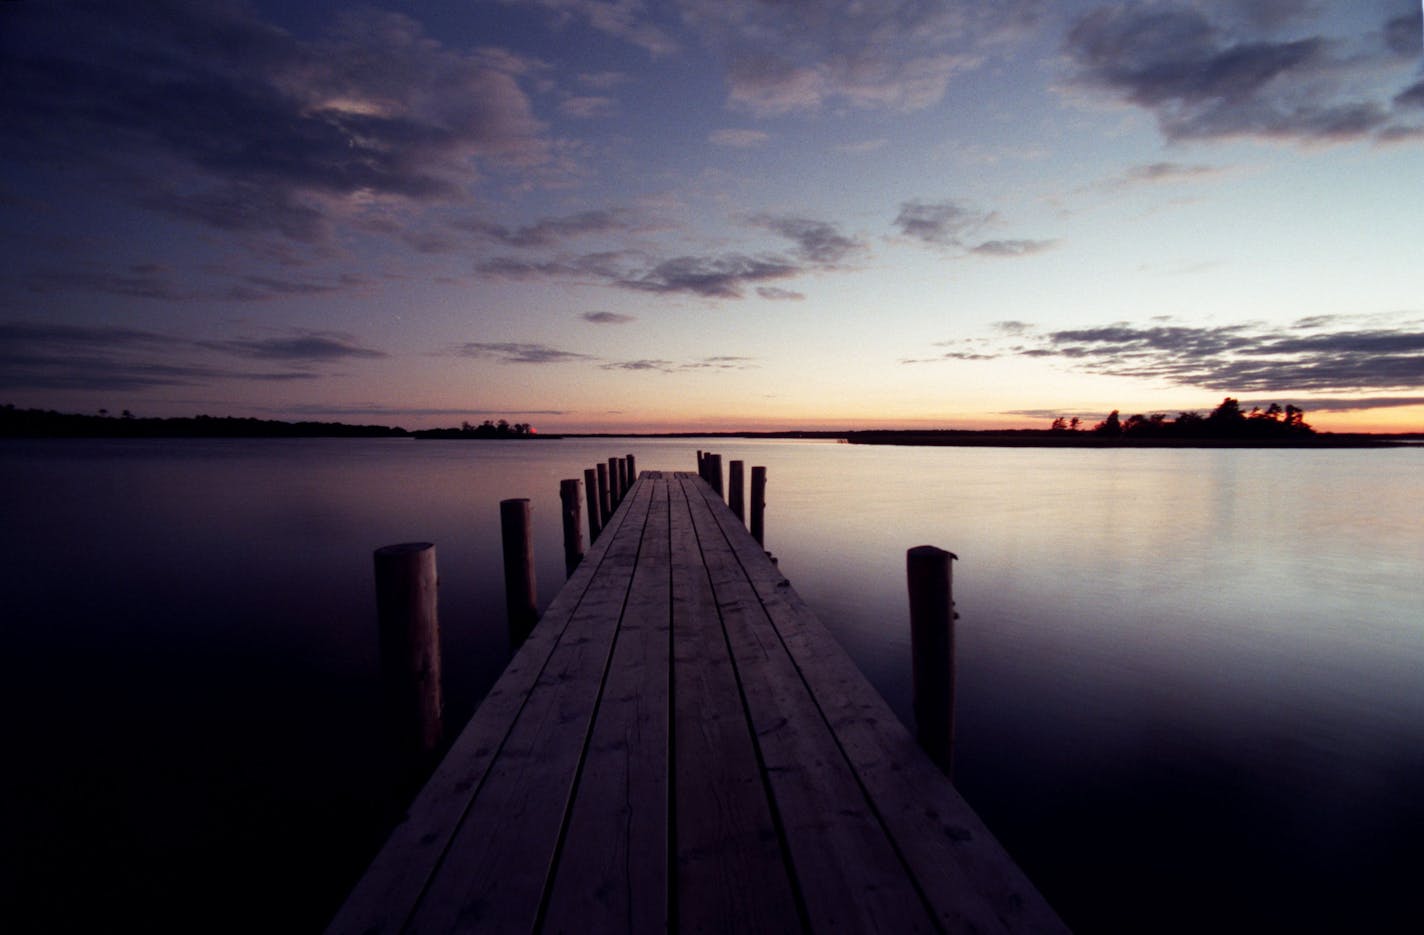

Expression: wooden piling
xmin=608 ymin=457 xmax=621 ymax=510
xmin=560 ymin=479 xmax=584 ymax=578
xmin=729 ymin=459 xmax=745 ymax=523
xmin=500 ymin=498 xmax=538 ymax=645
xmin=596 ymin=462 xmax=611 ymax=525
xmin=583 ymin=468 xmax=602 ymax=543
xmin=373 ymin=542 xmax=443 ymax=762
xmin=617 ymin=457 xmax=629 ymax=502
xmin=750 ymin=465 xmax=767 ymax=545
xmin=707 ymin=453 xmax=724 ymax=499
xmin=625 ymin=453 xmax=636 ymax=486
xmin=907 ymin=545 xmax=957 ymax=775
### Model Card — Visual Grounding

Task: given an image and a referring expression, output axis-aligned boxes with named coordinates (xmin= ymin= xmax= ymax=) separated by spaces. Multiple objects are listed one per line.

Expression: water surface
xmin=2 ymin=438 xmax=1420 ymax=931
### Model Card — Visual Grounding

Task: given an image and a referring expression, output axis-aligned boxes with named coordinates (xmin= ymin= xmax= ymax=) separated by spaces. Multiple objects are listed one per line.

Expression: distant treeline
xmin=1062 ymin=397 xmax=1315 ymax=440
xmin=1 ymin=404 xmax=409 ymax=438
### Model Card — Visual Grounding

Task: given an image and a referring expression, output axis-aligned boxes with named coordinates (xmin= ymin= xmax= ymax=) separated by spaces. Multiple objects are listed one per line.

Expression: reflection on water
xmin=1 ymin=438 xmax=1421 ymax=931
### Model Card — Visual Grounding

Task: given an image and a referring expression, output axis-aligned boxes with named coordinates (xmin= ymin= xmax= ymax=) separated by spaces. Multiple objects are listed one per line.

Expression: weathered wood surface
xmin=330 ymin=472 xmax=1065 ymax=934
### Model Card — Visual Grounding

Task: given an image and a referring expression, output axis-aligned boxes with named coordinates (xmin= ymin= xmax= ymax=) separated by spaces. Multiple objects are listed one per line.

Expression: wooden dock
xmin=329 ymin=471 xmax=1065 ymax=933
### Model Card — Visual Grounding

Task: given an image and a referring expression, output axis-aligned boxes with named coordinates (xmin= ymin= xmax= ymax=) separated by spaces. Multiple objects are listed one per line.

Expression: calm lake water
xmin=2 ymin=438 xmax=1421 ymax=931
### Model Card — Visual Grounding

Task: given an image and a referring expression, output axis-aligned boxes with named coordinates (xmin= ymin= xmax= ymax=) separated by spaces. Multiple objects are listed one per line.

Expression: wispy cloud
xmin=201 ymin=331 xmax=387 ymax=361
xmin=455 ymin=342 xmax=595 ymax=364
xmin=581 ymin=311 xmax=636 ymax=324
xmin=0 ymin=321 xmax=342 ymax=391
xmin=457 ymin=209 xmax=634 ymax=249
xmin=909 ymin=316 xmax=1424 ymax=394
xmin=709 ymin=128 xmax=771 ymax=148
xmin=970 ymin=239 xmax=1057 ymax=257
xmin=893 ymin=198 xmax=1052 ymax=256
xmin=479 ymin=213 xmax=861 ymax=299
xmin=602 ymin=355 xmax=756 ymax=373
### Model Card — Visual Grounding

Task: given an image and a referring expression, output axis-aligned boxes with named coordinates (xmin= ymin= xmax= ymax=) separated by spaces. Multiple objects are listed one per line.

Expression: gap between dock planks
xmin=329 ymin=471 xmax=1065 ymax=934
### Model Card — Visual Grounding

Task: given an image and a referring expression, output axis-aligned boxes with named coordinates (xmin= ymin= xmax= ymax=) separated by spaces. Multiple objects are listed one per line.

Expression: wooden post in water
xmin=608 ymin=457 xmax=621 ymax=511
xmin=583 ymin=468 xmax=602 ymax=543
xmin=560 ymin=479 xmax=583 ymax=578
xmin=500 ymin=498 xmax=538 ymax=645
xmin=728 ymin=459 xmax=745 ymax=523
xmin=696 ymin=450 xmax=703 ymax=477
xmin=625 ymin=453 xmax=637 ymax=486
xmin=750 ymin=466 xmax=767 ymax=545
xmin=373 ymin=542 xmax=443 ymax=763
xmin=707 ymin=453 xmax=724 ymax=499
xmin=907 ymin=545 xmax=957 ymax=776
xmin=617 ymin=457 xmax=628 ymax=501
xmin=596 ymin=462 xmax=611 ymax=525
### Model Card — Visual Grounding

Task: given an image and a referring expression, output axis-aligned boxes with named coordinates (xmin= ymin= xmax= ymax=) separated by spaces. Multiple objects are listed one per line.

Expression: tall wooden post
xmin=707 ymin=453 xmax=724 ymax=499
xmin=617 ymin=457 xmax=628 ymax=501
xmin=373 ymin=542 xmax=443 ymax=762
xmin=501 ymin=498 xmax=538 ymax=646
xmin=560 ymin=479 xmax=583 ymax=578
xmin=596 ymin=462 xmax=611 ymax=525
xmin=625 ymin=453 xmax=636 ymax=486
xmin=696 ymin=450 xmax=703 ymax=477
xmin=750 ymin=466 xmax=767 ymax=545
xmin=907 ymin=545 xmax=957 ymax=776
xmin=608 ymin=457 xmax=621 ymax=511
xmin=583 ymin=467 xmax=602 ymax=543
xmin=728 ymin=459 xmax=745 ymax=523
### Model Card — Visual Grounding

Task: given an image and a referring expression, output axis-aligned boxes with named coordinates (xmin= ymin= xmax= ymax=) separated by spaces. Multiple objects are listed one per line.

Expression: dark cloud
xmin=680 ymin=0 xmax=1044 ymax=115
xmin=914 ymin=317 xmax=1424 ymax=394
xmin=0 ymin=320 xmax=329 ymax=391
xmin=893 ymin=199 xmax=993 ymax=246
xmin=757 ymin=287 xmax=805 ymax=301
xmin=970 ymin=239 xmax=1057 ymax=257
xmin=1384 ymin=10 xmax=1424 ymax=57
xmin=1395 ymin=81 xmax=1424 ymax=111
xmin=750 ymin=215 xmax=866 ymax=266
xmin=455 ymin=342 xmax=594 ymax=364
xmin=513 ymin=0 xmax=679 ymax=57
xmin=202 ymin=331 xmax=387 ymax=361
xmin=0 ymin=3 xmax=550 ymax=242
xmin=618 ymin=254 xmax=800 ymax=298
xmin=477 ymin=212 xmax=857 ymax=299
xmin=581 ymin=311 xmax=636 ymax=324
xmin=1064 ymin=4 xmax=1422 ymax=143
xmin=458 ymin=210 xmax=632 ymax=248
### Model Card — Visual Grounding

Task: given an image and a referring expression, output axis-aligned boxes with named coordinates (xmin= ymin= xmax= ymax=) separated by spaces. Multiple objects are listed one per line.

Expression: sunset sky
xmin=3 ymin=1 xmax=1422 ymax=432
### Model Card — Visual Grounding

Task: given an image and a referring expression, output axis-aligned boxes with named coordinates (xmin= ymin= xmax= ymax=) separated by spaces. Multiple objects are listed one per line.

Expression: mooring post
xmin=608 ymin=457 xmax=621 ymax=511
xmin=596 ymin=462 xmax=611 ymax=525
xmin=500 ymin=498 xmax=538 ymax=646
xmin=617 ymin=456 xmax=628 ymax=501
xmin=750 ymin=465 xmax=767 ymax=545
xmin=583 ymin=467 xmax=602 ymax=543
xmin=708 ymin=453 xmax=724 ymax=499
xmin=373 ymin=542 xmax=443 ymax=763
xmin=560 ymin=479 xmax=583 ymax=578
xmin=625 ymin=453 xmax=636 ymax=486
xmin=729 ymin=459 xmax=745 ymax=523
xmin=907 ymin=545 xmax=958 ymax=776
xmin=696 ymin=450 xmax=703 ymax=477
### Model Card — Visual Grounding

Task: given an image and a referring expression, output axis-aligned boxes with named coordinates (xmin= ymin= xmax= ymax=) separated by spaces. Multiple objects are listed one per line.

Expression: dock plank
xmin=681 ymin=474 xmax=938 ymax=933
xmin=403 ymin=480 xmax=656 ymax=933
xmin=687 ymin=474 xmax=1068 ymax=933
xmin=539 ymin=475 xmax=672 ymax=933
xmin=668 ymin=475 xmax=803 ymax=934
